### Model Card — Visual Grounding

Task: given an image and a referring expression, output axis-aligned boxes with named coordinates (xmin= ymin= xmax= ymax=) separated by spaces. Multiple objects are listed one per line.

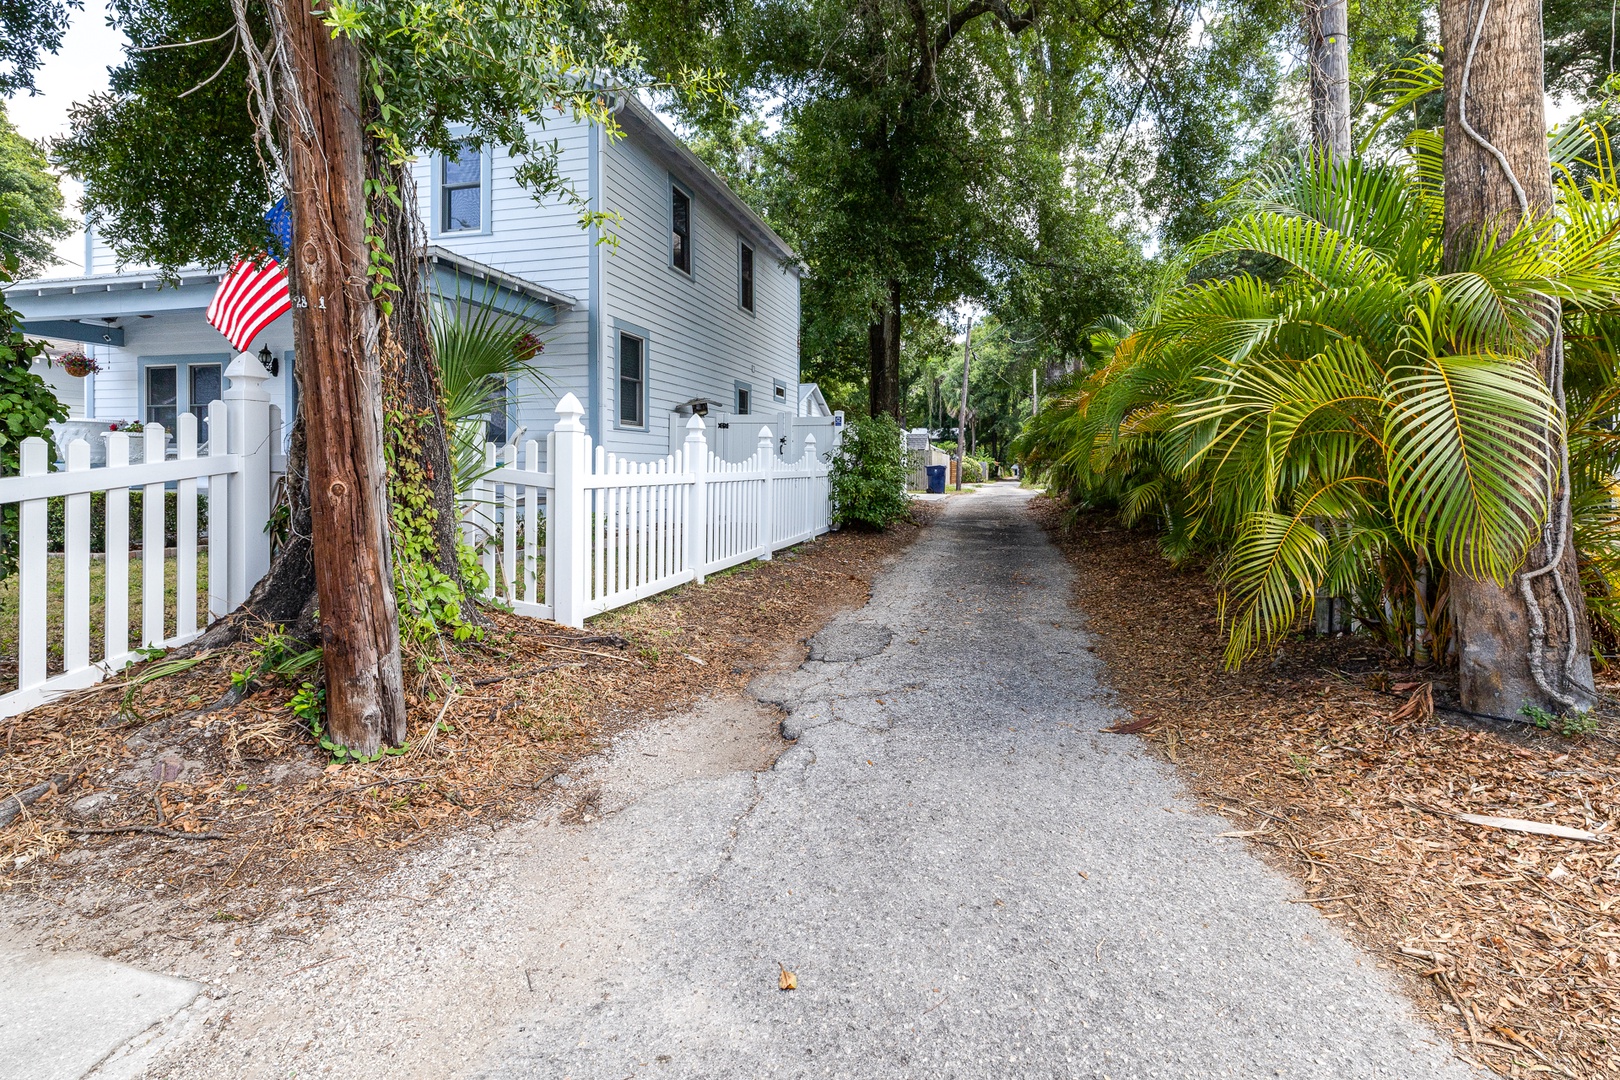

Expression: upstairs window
xmin=739 ymin=241 xmax=755 ymax=311
xmin=736 ymin=384 xmax=750 ymax=415
xmin=619 ymin=332 xmax=645 ymax=427
xmin=671 ymin=186 xmax=691 ymax=274
xmin=441 ymin=142 xmax=483 ymax=233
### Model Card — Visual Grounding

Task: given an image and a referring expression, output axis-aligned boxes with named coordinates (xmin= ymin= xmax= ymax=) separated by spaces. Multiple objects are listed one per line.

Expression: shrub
xmin=0 ymin=257 xmax=68 ymax=579
xmin=830 ymin=414 xmax=909 ymax=530
xmin=45 ymin=490 xmax=209 ymax=553
xmin=959 ymin=457 xmax=985 ymax=484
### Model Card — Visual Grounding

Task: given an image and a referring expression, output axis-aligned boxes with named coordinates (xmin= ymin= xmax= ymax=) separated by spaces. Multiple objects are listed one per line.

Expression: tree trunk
xmin=866 ymin=280 xmax=903 ymax=419
xmin=369 ymin=153 xmax=487 ymax=627
xmin=1441 ymin=0 xmax=1596 ymax=714
xmin=1307 ymin=0 xmax=1352 ymax=156
xmin=279 ymin=0 xmax=407 ymax=754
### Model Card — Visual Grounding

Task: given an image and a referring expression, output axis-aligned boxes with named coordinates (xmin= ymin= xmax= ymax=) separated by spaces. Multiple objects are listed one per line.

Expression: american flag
xmin=206 ymin=199 xmax=293 ymax=351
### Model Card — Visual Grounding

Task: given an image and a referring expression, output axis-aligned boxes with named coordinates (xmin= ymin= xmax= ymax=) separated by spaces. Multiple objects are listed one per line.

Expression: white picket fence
xmin=0 ymin=353 xmax=280 ymax=718
xmin=0 ymin=369 xmax=830 ymax=719
xmin=463 ymin=392 xmax=832 ymax=626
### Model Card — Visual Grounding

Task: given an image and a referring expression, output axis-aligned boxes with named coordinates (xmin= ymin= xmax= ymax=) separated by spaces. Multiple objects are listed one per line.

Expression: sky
xmin=5 ymin=0 xmax=127 ymax=274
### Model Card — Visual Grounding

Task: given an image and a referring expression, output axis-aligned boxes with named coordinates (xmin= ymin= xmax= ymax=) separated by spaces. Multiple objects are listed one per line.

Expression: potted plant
xmin=57 ymin=352 xmax=100 ymax=378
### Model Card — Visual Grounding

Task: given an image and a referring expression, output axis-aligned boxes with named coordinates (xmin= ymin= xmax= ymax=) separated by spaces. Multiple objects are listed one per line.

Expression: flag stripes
xmin=206 ymin=256 xmax=292 ymax=351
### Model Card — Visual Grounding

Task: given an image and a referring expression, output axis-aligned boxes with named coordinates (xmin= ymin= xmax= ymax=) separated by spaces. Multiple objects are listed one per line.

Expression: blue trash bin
xmin=925 ymin=465 xmax=947 ymax=494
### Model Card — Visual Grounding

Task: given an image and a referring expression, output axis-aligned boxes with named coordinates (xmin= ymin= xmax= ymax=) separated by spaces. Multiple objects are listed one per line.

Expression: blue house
xmin=7 ymin=96 xmax=826 ymax=462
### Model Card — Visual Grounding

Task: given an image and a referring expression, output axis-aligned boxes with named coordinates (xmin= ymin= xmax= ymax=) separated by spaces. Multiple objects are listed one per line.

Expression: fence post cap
xmin=224 ymin=351 xmax=270 ymax=382
xmin=756 ymin=425 xmax=773 ymax=442
xmin=555 ymin=392 xmax=586 ymax=431
xmin=685 ymin=413 xmax=706 ymax=433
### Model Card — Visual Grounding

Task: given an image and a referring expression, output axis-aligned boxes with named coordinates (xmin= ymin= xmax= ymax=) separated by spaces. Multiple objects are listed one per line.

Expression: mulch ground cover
xmin=1033 ymin=495 xmax=1620 ymax=1080
xmin=0 ymin=508 xmax=935 ymax=918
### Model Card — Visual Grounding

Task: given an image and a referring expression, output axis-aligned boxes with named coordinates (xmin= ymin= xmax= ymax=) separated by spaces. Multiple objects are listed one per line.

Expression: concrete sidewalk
xmin=0 ymin=943 xmax=200 ymax=1080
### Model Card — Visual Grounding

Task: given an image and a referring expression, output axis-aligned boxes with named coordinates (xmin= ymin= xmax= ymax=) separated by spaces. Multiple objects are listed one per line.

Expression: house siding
xmin=412 ymin=123 xmax=594 ymax=453
xmin=597 ymin=127 xmax=801 ymax=458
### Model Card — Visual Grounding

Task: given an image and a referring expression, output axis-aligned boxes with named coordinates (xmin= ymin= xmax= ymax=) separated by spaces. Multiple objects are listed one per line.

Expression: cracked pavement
xmin=472 ymin=483 xmax=1485 ymax=1079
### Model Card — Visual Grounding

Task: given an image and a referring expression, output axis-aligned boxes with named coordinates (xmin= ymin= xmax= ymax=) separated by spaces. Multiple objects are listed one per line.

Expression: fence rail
xmin=1 ymin=375 xmax=830 ymax=720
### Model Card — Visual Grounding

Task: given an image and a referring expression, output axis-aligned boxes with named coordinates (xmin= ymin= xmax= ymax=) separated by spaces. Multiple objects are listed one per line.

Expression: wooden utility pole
xmin=1441 ymin=0 xmax=1595 ymax=713
xmin=279 ymin=0 xmax=407 ymax=754
xmin=956 ymin=319 xmax=972 ymax=492
xmin=1307 ymin=0 xmax=1351 ymax=156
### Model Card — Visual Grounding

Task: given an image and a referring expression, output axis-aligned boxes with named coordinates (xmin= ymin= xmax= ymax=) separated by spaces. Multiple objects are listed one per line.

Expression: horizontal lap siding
xmin=599 ymin=133 xmax=800 ymax=459
xmin=412 ymin=123 xmax=595 ymax=455
xmin=89 ymin=312 xmax=296 ymax=423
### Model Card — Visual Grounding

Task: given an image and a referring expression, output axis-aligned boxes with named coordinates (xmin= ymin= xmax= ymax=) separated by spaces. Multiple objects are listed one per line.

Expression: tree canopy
xmin=0 ymin=103 xmax=72 ymax=276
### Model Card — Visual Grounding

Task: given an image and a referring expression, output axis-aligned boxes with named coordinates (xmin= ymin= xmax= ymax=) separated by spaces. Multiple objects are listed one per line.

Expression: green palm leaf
xmin=1384 ymin=304 xmax=1557 ymax=581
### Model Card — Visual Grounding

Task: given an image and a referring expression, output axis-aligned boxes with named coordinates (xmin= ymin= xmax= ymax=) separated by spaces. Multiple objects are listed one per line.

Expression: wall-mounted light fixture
xmin=258 ymin=344 xmax=280 ymax=377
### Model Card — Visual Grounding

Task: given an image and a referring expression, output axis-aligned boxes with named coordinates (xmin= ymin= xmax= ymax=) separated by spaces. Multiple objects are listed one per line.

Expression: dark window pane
xmin=671 ymin=189 xmax=690 ymax=273
xmin=443 ymin=145 xmax=481 ymax=186
xmin=188 ymin=364 xmax=222 ymax=439
xmin=736 ymin=387 xmax=749 ymax=415
xmin=445 ymin=185 xmax=481 ymax=232
xmin=148 ymin=367 xmax=176 ymax=407
xmin=486 ymin=379 xmax=509 ymax=444
xmin=189 ymin=364 xmax=221 ymax=411
xmin=740 ymin=244 xmax=754 ymax=310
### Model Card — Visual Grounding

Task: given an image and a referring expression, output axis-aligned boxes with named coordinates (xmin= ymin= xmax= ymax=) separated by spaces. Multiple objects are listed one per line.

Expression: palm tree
xmin=1021 ymin=116 xmax=1620 ymax=671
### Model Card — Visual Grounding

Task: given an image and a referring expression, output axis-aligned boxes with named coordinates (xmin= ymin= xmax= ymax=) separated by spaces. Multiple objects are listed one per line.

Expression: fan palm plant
xmin=429 ymin=276 xmax=551 ymax=495
xmin=1022 ymin=116 xmax=1620 ymax=668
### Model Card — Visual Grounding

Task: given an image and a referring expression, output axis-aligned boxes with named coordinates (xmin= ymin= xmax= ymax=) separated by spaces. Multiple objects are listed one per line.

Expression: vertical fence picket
xmin=502 ymin=442 xmax=518 ymax=601
xmin=635 ymin=462 xmax=647 ymax=588
xmin=175 ymin=414 xmax=199 ymax=639
xmin=206 ymin=401 xmax=228 ymax=622
xmin=142 ymin=424 xmax=167 ymax=647
xmin=17 ymin=439 xmax=48 ymax=690
xmin=593 ymin=445 xmax=606 ymax=605
xmin=63 ymin=440 xmax=91 ymax=673
xmin=523 ymin=439 xmax=540 ymax=604
xmin=481 ymin=441 xmax=497 ymax=592
xmin=104 ymin=432 xmax=130 ymax=661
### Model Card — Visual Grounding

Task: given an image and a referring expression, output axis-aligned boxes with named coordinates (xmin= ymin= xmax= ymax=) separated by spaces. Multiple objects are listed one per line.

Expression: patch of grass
xmin=0 ymin=553 xmax=210 ymax=678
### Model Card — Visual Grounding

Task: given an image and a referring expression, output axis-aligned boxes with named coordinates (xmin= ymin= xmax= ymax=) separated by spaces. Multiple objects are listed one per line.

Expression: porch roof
xmin=6 ymin=250 xmax=576 ymax=347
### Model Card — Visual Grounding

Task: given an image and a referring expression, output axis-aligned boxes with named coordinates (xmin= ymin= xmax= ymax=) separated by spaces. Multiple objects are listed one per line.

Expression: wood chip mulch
xmin=1033 ymin=495 xmax=1620 ymax=1080
xmin=0 ymin=507 xmax=936 ymax=920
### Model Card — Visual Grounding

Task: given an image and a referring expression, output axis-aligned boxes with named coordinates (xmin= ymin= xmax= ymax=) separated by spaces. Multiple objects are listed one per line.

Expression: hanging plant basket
xmin=514 ymin=332 xmax=544 ymax=363
xmin=57 ymin=352 xmax=100 ymax=378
